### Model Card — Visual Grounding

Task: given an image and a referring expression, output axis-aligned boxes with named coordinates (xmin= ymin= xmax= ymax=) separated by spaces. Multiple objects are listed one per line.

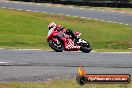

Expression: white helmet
xmin=48 ymin=22 xmax=56 ymax=30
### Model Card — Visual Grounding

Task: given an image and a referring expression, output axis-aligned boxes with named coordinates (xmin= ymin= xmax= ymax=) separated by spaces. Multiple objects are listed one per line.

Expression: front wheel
xmin=48 ymin=39 xmax=64 ymax=52
xmin=78 ymin=39 xmax=92 ymax=53
xmin=80 ymin=46 xmax=92 ymax=53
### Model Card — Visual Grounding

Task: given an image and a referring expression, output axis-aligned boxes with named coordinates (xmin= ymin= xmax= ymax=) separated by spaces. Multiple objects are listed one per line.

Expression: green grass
xmin=0 ymin=79 xmax=132 ymax=88
xmin=0 ymin=8 xmax=132 ymax=51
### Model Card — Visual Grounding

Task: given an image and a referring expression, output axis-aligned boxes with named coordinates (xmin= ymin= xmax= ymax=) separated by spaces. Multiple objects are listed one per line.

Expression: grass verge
xmin=0 ymin=8 xmax=132 ymax=51
xmin=0 ymin=79 xmax=132 ymax=88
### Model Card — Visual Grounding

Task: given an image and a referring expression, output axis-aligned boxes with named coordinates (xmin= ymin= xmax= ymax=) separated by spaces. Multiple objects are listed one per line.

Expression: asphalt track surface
xmin=0 ymin=0 xmax=132 ymax=25
xmin=0 ymin=49 xmax=132 ymax=82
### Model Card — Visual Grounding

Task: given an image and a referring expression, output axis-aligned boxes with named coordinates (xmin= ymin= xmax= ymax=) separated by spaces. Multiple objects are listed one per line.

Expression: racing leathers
xmin=54 ymin=27 xmax=80 ymax=50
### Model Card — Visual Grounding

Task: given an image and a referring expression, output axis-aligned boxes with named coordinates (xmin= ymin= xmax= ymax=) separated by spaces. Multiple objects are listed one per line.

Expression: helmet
xmin=48 ymin=22 xmax=56 ymax=30
xmin=56 ymin=25 xmax=65 ymax=31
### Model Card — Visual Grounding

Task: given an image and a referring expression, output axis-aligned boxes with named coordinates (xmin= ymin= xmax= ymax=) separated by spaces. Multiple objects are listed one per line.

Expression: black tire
xmin=80 ymin=46 xmax=92 ymax=53
xmin=48 ymin=39 xmax=64 ymax=52
xmin=76 ymin=75 xmax=86 ymax=85
xmin=79 ymin=40 xmax=92 ymax=53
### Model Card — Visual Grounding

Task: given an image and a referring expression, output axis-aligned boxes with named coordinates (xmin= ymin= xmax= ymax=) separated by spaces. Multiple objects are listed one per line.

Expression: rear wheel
xmin=48 ymin=39 xmax=64 ymax=52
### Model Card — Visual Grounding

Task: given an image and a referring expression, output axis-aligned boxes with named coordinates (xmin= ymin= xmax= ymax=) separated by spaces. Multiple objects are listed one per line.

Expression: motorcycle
xmin=47 ymin=28 xmax=92 ymax=53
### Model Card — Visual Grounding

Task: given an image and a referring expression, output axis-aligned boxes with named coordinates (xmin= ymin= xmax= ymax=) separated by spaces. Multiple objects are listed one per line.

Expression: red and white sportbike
xmin=47 ymin=29 xmax=92 ymax=53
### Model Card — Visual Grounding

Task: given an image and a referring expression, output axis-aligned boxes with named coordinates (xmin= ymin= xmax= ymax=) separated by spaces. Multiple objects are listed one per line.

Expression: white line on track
xmin=119 ymin=23 xmax=123 ymax=25
xmin=69 ymin=7 xmax=73 ymax=8
xmin=125 ymin=24 xmax=129 ymax=26
xmin=100 ymin=10 xmax=105 ymax=11
xmin=0 ymin=62 xmax=9 ymax=64
xmin=14 ymin=2 xmax=19 ymax=3
xmin=0 ymin=48 xmax=42 ymax=51
xmin=100 ymin=20 xmax=105 ymax=21
xmin=37 ymin=3 xmax=41 ymax=6
xmin=42 ymin=12 xmax=47 ymax=13
xmin=34 ymin=11 xmax=39 ymax=13
xmin=108 ymin=21 xmax=112 ymax=23
xmin=26 ymin=10 xmax=32 ymax=12
xmin=13 ymin=49 xmax=42 ymax=51
xmin=80 ymin=8 xmax=84 ymax=9
xmin=1 ymin=7 xmax=6 ymax=9
xmin=17 ymin=9 xmax=22 ymax=11
xmin=89 ymin=9 xmax=94 ymax=10
xmin=57 ymin=6 xmax=61 ymax=7
xmin=0 ymin=48 xmax=4 ymax=49
xmin=113 ymin=21 xmax=118 ymax=24
xmin=81 ymin=17 xmax=86 ymax=19
xmin=5 ymin=1 xmax=9 ymax=2
xmin=99 ymin=52 xmax=132 ymax=53
xmin=66 ymin=15 xmax=71 ymax=16
xmin=128 ymin=48 xmax=132 ymax=50
xmin=94 ymin=18 xmax=99 ymax=20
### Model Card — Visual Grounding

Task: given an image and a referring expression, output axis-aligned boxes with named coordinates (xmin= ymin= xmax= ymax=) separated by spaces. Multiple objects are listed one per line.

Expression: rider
xmin=48 ymin=22 xmax=80 ymax=50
